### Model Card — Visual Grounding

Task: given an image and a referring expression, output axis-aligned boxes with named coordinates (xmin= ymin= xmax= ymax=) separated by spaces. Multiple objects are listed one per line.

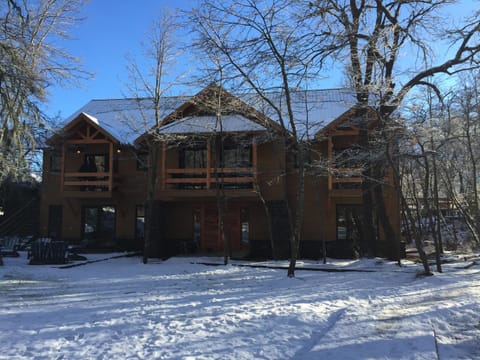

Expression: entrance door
xmin=202 ymin=206 xmax=219 ymax=252
xmin=201 ymin=205 xmax=241 ymax=253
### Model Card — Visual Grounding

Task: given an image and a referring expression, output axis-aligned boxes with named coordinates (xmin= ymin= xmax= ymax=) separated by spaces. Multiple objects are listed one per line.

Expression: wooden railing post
xmin=161 ymin=142 xmax=166 ymax=190
xmin=252 ymin=139 xmax=258 ymax=184
xmin=61 ymin=143 xmax=66 ymax=192
xmin=109 ymin=142 xmax=114 ymax=191
xmin=327 ymin=136 xmax=333 ymax=192
xmin=206 ymin=140 xmax=211 ymax=189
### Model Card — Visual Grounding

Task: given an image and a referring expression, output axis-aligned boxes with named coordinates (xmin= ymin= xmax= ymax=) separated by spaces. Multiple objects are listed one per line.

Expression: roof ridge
xmin=86 ymin=88 xmax=353 ymax=103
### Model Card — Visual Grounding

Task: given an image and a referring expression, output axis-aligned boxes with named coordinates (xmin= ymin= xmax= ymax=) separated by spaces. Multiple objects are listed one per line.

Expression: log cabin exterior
xmin=39 ymin=85 xmax=401 ymax=259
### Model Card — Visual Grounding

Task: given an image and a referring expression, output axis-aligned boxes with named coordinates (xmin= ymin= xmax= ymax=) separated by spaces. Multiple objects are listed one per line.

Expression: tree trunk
xmin=373 ymin=179 xmax=399 ymax=261
xmin=256 ymin=187 xmax=278 ymax=259
xmin=288 ymin=143 xmax=306 ymax=277
xmin=359 ymin=123 xmax=376 ymax=257
xmin=143 ymin=144 xmax=160 ymax=263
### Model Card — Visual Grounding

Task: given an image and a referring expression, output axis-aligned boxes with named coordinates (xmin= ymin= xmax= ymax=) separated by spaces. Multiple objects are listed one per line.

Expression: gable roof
xmin=315 ymin=105 xmax=379 ymax=138
xmin=57 ymin=96 xmax=190 ymax=144
xmin=50 ymin=87 xmax=364 ymax=145
xmin=47 ymin=112 xmax=120 ymax=145
xmin=159 ymin=114 xmax=268 ymax=135
xmin=159 ymin=83 xmax=287 ymax=134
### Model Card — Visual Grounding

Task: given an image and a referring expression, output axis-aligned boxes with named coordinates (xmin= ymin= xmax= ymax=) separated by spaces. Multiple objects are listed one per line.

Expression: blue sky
xmin=44 ymin=0 xmax=195 ymax=119
xmin=44 ymin=0 xmax=478 ymax=121
xmin=43 ymin=0 xmax=346 ymax=120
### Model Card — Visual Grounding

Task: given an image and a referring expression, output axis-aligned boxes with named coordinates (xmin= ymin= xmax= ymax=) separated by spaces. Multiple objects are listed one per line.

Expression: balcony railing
xmin=329 ymin=168 xmax=363 ymax=192
xmin=62 ymin=172 xmax=113 ymax=193
xmin=162 ymin=167 xmax=255 ymax=190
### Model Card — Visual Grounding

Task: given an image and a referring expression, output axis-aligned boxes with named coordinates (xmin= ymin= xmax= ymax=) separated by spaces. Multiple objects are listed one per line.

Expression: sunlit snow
xmin=1 ymin=253 xmax=479 ymax=359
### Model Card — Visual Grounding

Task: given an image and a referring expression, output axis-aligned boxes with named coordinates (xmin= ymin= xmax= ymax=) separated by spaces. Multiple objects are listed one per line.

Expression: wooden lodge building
xmin=39 ymin=85 xmax=400 ymax=259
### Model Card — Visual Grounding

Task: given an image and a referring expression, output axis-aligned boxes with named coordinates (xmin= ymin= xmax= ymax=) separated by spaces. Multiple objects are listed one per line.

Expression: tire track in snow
xmin=292 ymin=307 xmax=346 ymax=359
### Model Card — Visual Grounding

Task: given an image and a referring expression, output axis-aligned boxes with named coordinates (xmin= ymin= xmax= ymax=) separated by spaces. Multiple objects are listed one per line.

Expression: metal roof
xmin=159 ymin=115 xmax=266 ymax=134
xmin=60 ymin=97 xmax=190 ymax=144
xmin=54 ymin=88 xmax=360 ymax=144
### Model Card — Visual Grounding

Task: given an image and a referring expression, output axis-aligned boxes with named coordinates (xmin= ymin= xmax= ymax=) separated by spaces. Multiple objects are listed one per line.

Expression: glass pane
xmin=336 ymin=205 xmax=362 ymax=241
xmin=136 ymin=205 xmax=145 ymax=240
xmin=83 ymin=206 xmax=116 ymax=247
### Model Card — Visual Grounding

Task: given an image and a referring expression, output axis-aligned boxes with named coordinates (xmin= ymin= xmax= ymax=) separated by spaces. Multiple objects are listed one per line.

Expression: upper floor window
xmin=180 ymin=145 xmax=207 ymax=168
xmin=49 ymin=152 xmax=61 ymax=173
xmin=136 ymin=153 xmax=148 ymax=171
xmin=333 ymin=148 xmax=364 ymax=169
xmin=222 ymin=143 xmax=252 ymax=168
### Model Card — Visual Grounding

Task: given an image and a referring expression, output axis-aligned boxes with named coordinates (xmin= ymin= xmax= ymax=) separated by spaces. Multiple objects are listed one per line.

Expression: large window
xmin=82 ymin=206 xmax=116 ymax=248
xmin=49 ymin=152 xmax=61 ymax=173
xmin=180 ymin=146 xmax=207 ymax=168
xmin=136 ymin=153 xmax=148 ymax=171
xmin=222 ymin=143 xmax=252 ymax=168
xmin=336 ymin=205 xmax=362 ymax=242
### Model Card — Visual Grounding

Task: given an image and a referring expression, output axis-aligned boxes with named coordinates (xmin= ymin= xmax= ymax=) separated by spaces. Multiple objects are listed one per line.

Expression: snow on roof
xmin=159 ymin=115 xmax=267 ymax=134
xmin=61 ymin=97 xmax=190 ymax=144
xmin=55 ymin=88 xmax=361 ymax=144
xmin=81 ymin=112 xmax=99 ymax=125
xmin=242 ymin=89 xmax=360 ymax=139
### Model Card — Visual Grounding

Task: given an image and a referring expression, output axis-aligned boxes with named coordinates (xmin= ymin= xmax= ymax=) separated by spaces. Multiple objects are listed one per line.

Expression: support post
xmin=207 ymin=140 xmax=212 ymax=189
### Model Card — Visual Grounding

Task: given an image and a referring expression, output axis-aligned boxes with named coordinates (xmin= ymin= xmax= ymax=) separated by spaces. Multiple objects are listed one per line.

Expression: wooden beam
xmin=252 ymin=139 xmax=258 ymax=184
xmin=332 ymin=177 xmax=363 ymax=183
xmin=64 ymin=171 xmax=110 ymax=178
xmin=109 ymin=142 xmax=114 ymax=191
xmin=64 ymin=180 xmax=110 ymax=186
xmin=206 ymin=140 xmax=211 ymax=189
xmin=162 ymin=143 xmax=167 ymax=190
xmin=65 ymin=139 xmax=111 ymax=144
xmin=61 ymin=143 xmax=66 ymax=192
xmin=90 ymin=129 xmax=100 ymax=139
xmin=327 ymin=137 xmax=332 ymax=192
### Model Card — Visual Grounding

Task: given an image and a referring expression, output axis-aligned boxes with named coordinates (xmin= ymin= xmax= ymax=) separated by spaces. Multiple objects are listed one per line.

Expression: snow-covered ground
xmin=1 ymin=253 xmax=479 ymax=359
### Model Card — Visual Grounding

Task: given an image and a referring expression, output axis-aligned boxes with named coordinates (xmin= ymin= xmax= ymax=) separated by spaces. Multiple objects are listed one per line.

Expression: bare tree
xmin=0 ymin=0 xmax=88 ymax=266
xmin=304 ymin=0 xmax=480 ymax=271
xmin=189 ymin=0 xmax=323 ymax=277
xmin=438 ymin=73 xmax=480 ymax=247
xmin=0 ymin=0 xmax=89 ymax=181
xmin=124 ymin=12 xmax=183 ymax=263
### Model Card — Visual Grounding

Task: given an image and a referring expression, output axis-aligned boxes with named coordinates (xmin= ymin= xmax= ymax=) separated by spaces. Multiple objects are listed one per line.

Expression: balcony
xmin=62 ymin=172 xmax=114 ymax=197
xmin=163 ymin=167 xmax=255 ymax=189
xmin=328 ymin=168 xmax=363 ymax=198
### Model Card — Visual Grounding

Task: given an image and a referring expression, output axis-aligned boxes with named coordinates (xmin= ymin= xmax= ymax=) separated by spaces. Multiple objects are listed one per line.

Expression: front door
xmin=200 ymin=205 xmax=242 ymax=253
xmin=203 ymin=205 xmax=219 ymax=251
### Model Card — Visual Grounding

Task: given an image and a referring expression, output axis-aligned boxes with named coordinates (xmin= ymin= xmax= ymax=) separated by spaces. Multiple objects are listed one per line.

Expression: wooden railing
xmin=162 ymin=167 xmax=255 ymax=190
xmin=62 ymin=172 xmax=113 ymax=192
xmin=328 ymin=168 xmax=363 ymax=191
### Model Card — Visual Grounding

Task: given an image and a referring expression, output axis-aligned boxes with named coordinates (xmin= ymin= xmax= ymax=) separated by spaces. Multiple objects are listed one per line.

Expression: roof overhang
xmin=46 ymin=112 xmax=121 ymax=146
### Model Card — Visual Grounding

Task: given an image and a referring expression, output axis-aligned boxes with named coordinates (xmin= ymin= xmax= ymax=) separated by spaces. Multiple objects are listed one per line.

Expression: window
xmin=222 ymin=143 xmax=252 ymax=168
xmin=136 ymin=153 xmax=148 ymax=171
xmin=193 ymin=208 xmax=201 ymax=247
xmin=180 ymin=146 xmax=207 ymax=168
xmin=336 ymin=205 xmax=362 ymax=242
xmin=49 ymin=152 xmax=61 ymax=172
xmin=333 ymin=148 xmax=364 ymax=170
xmin=241 ymin=208 xmax=249 ymax=244
xmin=135 ymin=205 xmax=145 ymax=240
xmin=82 ymin=206 xmax=116 ymax=248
